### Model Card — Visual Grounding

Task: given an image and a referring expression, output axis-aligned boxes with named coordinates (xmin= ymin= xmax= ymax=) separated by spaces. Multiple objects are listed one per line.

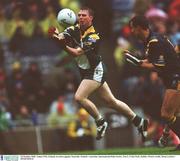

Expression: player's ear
xmin=89 ymin=15 xmax=93 ymax=21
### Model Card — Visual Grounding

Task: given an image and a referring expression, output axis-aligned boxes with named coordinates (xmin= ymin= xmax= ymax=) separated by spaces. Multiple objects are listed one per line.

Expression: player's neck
xmin=80 ymin=23 xmax=92 ymax=33
xmin=144 ymin=29 xmax=150 ymax=40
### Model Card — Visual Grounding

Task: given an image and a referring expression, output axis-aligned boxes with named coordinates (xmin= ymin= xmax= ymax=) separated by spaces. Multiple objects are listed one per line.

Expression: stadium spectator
xmin=9 ymin=26 xmax=27 ymax=53
xmin=36 ymin=87 xmax=51 ymax=113
xmin=48 ymin=96 xmax=76 ymax=127
xmin=0 ymin=40 xmax=5 ymax=66
xmin=15 ymin=105 xmax=32 ymax=126
xmin=24 ymin=62 xmax=43 ymax=95
xmin=67 ymin=108 xmax=95 ymax=150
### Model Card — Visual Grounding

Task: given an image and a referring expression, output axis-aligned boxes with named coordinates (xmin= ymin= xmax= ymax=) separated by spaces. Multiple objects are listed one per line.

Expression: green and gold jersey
xmin=63 ymin=24 xmax=102 ymax=70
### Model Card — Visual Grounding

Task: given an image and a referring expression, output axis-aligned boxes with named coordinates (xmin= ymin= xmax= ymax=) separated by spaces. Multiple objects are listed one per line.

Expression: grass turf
xmin=51 ymin=147 xmax=180 ymax=155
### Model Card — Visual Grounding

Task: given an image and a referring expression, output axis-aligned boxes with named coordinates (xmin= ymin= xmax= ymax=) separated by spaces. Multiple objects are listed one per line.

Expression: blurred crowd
xmin=0 ymin=0 xmax=180 ymax=147
xmin=0 ymin=0 xmax=83 ymax=130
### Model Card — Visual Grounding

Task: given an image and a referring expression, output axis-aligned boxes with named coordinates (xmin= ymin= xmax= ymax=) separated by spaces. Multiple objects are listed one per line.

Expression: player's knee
xmin=74 ymin=94 xmax=84 ymax=103
xmin=105 ymin=98 xmax=117 ymax=107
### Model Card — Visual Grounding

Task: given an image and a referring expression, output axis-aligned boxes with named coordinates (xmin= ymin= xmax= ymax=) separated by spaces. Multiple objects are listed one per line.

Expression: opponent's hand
xmin=124 ymin=50 xmax=142 ymax=66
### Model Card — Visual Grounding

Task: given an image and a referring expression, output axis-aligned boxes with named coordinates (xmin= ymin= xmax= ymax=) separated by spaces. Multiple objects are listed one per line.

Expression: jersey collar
xmin=80 ymin=25 xmax=95 ymax=39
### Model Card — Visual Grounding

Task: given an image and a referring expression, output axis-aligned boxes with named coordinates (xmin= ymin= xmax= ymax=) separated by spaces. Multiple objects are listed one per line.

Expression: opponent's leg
xmin=158 ymin=125 xmax=170 ymax=147
xmin=161 ymin=89 xmax=180 ymax=150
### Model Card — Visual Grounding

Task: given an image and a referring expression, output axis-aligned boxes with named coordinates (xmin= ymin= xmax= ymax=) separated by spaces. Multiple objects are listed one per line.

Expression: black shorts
xmin=79 ymin=61 xmax=107 ymax=84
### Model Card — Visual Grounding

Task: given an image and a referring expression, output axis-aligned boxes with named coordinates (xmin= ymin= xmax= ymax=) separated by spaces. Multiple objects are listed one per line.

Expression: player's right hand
xmin=48 ymin=27 xmax=66 ymax=48
xmin=48 ymin=26 xmax=59 ymax=38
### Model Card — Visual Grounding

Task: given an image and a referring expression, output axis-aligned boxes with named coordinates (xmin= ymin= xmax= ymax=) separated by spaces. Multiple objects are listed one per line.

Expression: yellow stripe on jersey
xmin=147 ymin=39 xmax=158 ymax=47
xmin=89 ymin=34 xmax=100 ymax=40
xmin=149 ymin=39 xmax=158 ymax=43
xmin=67 ymin=26 xmax=75 ymax=30
xmin=81 ymin=26 xmax=96 ymax=39
xmin=154 ymin=63 xmax=165 ymax=66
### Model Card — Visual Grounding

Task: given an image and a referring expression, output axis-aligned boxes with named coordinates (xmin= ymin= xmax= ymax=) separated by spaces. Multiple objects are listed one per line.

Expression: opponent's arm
xmin=140 ymin=59 xmax=156 ymax=69
xmin=124 ymin=51 xmax=142 ymax=66
xmin=124 ymin=51 xmax=156 ymax=69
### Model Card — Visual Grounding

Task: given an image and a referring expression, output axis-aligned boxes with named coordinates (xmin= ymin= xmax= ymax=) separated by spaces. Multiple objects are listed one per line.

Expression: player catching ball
xmin=48 ymin=7 xmax=148 ymax=141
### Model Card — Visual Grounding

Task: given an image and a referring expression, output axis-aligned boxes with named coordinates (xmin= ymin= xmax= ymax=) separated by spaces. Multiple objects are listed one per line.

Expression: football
xmin=57 ymin=8 xmax=76 ymax=26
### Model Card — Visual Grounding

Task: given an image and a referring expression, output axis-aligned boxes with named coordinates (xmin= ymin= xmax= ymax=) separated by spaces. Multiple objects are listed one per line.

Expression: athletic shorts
xmin=79 ymin=61 xmax=107 ymax=84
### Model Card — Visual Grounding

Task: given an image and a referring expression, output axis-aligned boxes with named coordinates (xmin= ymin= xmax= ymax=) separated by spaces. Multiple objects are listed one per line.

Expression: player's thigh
xmin=75 ymin=79 xmax=102 ymax=99
xmin=161 ymin=89 xmax=180 ymax=116
xmin=97 ymin=82 xmax=116 ymax=103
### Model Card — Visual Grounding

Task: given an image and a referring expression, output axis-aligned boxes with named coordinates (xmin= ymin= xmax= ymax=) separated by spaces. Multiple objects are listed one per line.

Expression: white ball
xmin=57 ymin=8 xmax=76 ymax=26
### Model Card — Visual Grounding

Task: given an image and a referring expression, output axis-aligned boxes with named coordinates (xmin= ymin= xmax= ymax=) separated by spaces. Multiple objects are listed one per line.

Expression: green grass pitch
xmin=52 ymin=147 xmax=180 ymax=155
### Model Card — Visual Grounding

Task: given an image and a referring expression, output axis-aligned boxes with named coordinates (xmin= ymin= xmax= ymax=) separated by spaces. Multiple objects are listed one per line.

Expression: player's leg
xmin=74 ymin=79 xmax=108 ymax=140
xmin=158 ymin=124 xmax=170 ymax=147
xmin=97 ymin=82 xmax=148 ymax=141
xmin=161 ymin=89 xmax=180 ymax=149
xmin=75 ymin=79 xmax=101 ymax=119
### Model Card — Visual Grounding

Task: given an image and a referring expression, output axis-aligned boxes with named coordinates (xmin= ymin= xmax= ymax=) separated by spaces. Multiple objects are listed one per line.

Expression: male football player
xmin=48 ymin=7 xmax=148 ymax=141
xmin=126 ymin=15 xmax=180 ymax=150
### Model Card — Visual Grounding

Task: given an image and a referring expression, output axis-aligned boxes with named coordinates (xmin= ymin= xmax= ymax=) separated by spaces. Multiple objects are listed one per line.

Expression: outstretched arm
xmin=48 ymin=26 xmax=84 ymax=57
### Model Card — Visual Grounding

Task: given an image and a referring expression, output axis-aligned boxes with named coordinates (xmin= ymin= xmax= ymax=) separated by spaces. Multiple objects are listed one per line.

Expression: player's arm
xmin=124 ymin=51 xmax=160 ymax=70
xmin=64 ymin=46 xmax=84 ymax=57
xmin=124 ymin=39 xmax=165 ymax=70
xmin=65 ymin=33 xmax=100 ymax=57
xmin=124 ymin=50 xmax=142 ymax=66
xmin=140 ymin=59 xmax=156 ymax=69
xmin=48 ymin=26 xmax=84 ymax=56
xmin=146 ymin=39 xmax=165 ymax=70
xmin=48 ymin=27 xmax=64 ymax=40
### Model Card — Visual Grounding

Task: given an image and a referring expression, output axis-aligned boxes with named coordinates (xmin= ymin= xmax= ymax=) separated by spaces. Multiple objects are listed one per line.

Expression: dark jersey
xmin=145 ymin=31 xmax=180 ymax=89
xmin=63 ymin=24 xmax=102 ymax=70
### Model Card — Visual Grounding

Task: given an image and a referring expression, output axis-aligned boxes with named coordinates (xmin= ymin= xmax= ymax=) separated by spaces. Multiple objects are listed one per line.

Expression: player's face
xmin=78 ymin=10 xmax=93 ymax=28
xmin=130 ymin=26 xmax=146 ymax=41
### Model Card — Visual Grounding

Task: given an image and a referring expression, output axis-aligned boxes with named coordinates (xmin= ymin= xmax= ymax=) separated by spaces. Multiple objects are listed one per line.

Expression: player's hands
xmin=48 ymin=27 xmax=66 ymax=48
xmin=123 ymin=50 xmax=142 ymax=66
xmin=48 ymin=27 xmax=65 ymax=40
xmin=48 ymin=26 xmax=59 ymax=38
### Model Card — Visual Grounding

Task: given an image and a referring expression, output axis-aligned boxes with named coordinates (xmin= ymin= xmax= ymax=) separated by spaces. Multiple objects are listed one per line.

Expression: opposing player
xmin=48 ymin=7 xmax=148 ymax=141
xmin=125 ymin=15 xmax=180 ymax=150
